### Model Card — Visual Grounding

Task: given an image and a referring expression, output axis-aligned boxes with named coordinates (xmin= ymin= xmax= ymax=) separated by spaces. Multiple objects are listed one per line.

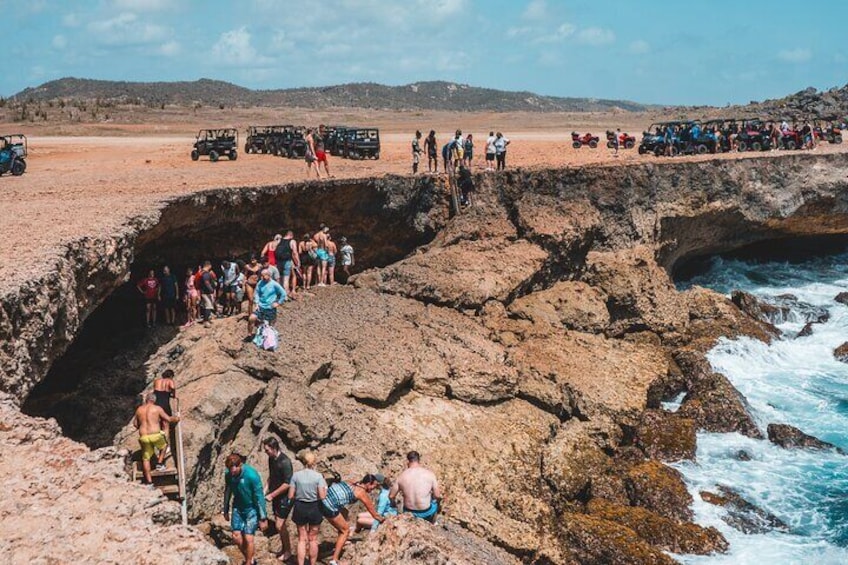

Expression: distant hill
xmin=741 ymin=85 xmax=848 ymax=121
xmin=12 ymin=77 xmax=651 ymax=113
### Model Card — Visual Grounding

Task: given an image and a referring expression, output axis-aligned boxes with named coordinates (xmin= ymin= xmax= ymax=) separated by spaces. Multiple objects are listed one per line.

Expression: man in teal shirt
xmin=223 ymin=453 xmax=268 ymax=565
xmin=247 ymin=268 xmax=286 ymax=336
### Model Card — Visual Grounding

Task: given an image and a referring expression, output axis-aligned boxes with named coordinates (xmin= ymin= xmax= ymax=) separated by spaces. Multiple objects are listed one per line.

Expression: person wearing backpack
xmin=248 ymin=268 xmax=285 ymax=338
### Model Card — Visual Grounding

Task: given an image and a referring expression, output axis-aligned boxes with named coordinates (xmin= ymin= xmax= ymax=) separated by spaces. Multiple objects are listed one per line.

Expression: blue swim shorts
xmin=231 ymin=507 xmax=259 ymax=535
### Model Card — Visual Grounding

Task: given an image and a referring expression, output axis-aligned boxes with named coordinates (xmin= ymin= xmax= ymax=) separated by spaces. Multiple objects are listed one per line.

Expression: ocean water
xmin=673 ymin=253 xmax=848 ymax=564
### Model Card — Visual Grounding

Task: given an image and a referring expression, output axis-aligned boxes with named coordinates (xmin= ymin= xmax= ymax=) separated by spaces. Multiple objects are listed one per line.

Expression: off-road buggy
xmin=323 ymin=126 xmax=350 ymax=156
xmin=605 ymin=130 xmax=636 ymax=149
xmin=281 ymin=126 xmax=307 ymax=158
xmin=813 ymin=118 xmax=843 ymax=144
xmin=245 ymin=126 xmax=272 ymax=154
xmin=342 ymin=128 xmax=380 ymax=159
xmin=735 ymin=119 xmax=772 ymax=152
xmin=191 ymin=128 xmax=238 ymax=162
xmin=0 ymin=134 xmax=27 ymax=176
xmin=571 ymin=132 xmax=599 ymax=149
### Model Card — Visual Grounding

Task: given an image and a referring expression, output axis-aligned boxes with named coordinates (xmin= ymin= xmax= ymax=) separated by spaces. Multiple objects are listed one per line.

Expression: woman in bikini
xmin=299 ymin=234 xmax=317 ymax=291
xmin=243 ymin=255 xmax=262 ymax=314
xmin=183 ymin=267 xmax=199 ymax=327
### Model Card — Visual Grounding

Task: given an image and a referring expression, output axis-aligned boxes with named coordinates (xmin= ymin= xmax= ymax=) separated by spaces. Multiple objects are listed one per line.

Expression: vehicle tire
xmin=785 ymin=140 xmax=796 ymax=150
xmin=737 ymin=141 xmax=748 ymax=152
xmin=638 ymin=145 xmax=647 ymax=155
xmin=696 ymin=144 xmax=708 ymax=155
xmin=751 ymin=141 xmax=762 ymax=152
xmin=229 ymin=150 xmax=237 ymax=161
xmin=589 ymin=140 xmax=598 ymax=149
xmin=572 ymin=142 xmax=581 ymax=149
xmin=11 ymin=160 xmax=25 ymax=176
xmin=245 ymin=144 xmax=250 ymax=154
xmin=375 ymin=152 xmax=380 ymax=159
xmin=834 ymin=135 xmax=843 ymax=144
xmin=670 ymin=146 xmax=679 ymax=157
xmin=654 ymin=147 xmax=663 ymax=157
xmin=625 ymin=140 xmax=635 ymax=149
xmin=209 ymin=150 xmax=219 ymax=162
xmin=191 ymin=150 xmax=199 ymax=161
xmin=607 ymin=141 xmax=614 ymax=149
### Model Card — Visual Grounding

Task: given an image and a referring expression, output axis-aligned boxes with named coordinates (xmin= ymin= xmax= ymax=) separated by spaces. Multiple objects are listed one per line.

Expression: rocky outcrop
xmin=731 ymin=290 xmax=791 ymax=325
xmin=508 ymin=280 xmax=610 ymax=333
xmin=767 ymin=423 xmax=844 ymax=452
xmin=635 ymin=409 xmax=697 ymax=462
xmin=700 ymin=486 xmax=790 ymax=534
xmin=834 ymin=342 xmax=848 ymax=363
xmin=625 ymin=461 xmax=694 ymax=523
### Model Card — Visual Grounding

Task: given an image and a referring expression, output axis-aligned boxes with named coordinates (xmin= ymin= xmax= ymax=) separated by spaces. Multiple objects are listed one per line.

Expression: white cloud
xmin=52 ymin=35 xmax=68 ymax=49
xmin=270 ymin=30 xmax=295 ymax=52
xmin=88 ymin=12 xmax=169 ymax=45
xmin=576 ymin=27 xmax=615 ymax=45
xmin=535 ymin=22 xmax=576 ymax=44
xmin=112 ymin=0 xmax=173 ymax=11
xmin=522 ymin=0 xmax=547 ymax=20
xmin=62 ymin=13 xmax=80 ymax=27
xmin=212 ymin=27 xmax=274 ymax=67
xmin=778 ymin=48 xmax=812 ymax=63
xmin=629 ymin=39 xmax=650 ymax=54
xmin=157 ymin=40 xmax=181 ymax=56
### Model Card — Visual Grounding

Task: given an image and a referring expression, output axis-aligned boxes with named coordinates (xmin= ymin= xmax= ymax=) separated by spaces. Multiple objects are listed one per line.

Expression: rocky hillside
xmin=11 ymin=77 xmax=650 ymax=112
xmin=4 ymin=153 xmax=848 ymax=563
xmin=741 ymin=85 xmax=848 ymax=121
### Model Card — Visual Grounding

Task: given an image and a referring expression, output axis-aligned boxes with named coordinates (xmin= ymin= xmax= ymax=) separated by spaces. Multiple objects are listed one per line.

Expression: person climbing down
xmin=152 ymin=369 xmax=176 ymax=442
xmin=390 ymin=450 xmax=442 ymax=522
xmin=457 ymin=163 xmax=475 ymax=207
xmin=321 ymin=474 xmax=384 ymax=565
xmin=133 ymin=392 xmax=180 ymax=484
xmin=223 ymin=453 xmax=268 ymax=565
xmin=263 ymin=437 xmax=294 ymax=563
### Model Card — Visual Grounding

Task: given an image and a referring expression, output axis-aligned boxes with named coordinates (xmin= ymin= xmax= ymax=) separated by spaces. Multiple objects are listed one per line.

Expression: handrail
xmin=173 ymin=397 xmax=188 ymax=526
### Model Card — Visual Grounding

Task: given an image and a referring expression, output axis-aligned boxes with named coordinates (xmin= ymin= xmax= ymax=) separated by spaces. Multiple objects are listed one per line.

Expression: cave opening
xmin=21 ymin=178 xmax=442 ymax=448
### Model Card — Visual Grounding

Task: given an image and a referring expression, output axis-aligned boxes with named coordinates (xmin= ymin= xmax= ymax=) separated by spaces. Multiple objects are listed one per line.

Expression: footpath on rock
xmin=2 ymin=151 xmax=848 ymax=563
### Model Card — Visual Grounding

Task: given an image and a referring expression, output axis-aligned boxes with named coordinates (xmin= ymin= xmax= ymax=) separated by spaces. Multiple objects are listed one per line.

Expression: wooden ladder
xmin=131 ymin=399 xmax=188 ymax=525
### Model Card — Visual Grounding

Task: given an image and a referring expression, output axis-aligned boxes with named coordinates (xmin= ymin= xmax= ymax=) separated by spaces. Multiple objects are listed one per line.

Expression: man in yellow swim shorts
xmin=134 ymin=392 xmax=181 ymax=484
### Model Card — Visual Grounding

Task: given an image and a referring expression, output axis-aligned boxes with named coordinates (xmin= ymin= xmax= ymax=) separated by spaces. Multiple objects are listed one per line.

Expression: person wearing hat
xmin=321 ymin=473 xmax=384 ymax=565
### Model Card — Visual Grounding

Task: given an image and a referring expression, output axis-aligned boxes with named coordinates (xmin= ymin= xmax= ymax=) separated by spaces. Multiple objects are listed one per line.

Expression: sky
xmin=7 ymin=0 xmax=848 ymax=106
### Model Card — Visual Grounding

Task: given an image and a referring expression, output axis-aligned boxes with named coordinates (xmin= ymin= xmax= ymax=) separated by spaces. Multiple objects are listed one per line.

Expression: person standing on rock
xmin=275 ymin=230 xmax=300 ymax=300
xmin=159 ymin=266 xmax=179 ymax=326
xmin=299 ymin=234 xmax=317 ymax=291
xmin=288 ymin=451 xmax=327 ymax=565
xmin=339 ymin=237 xmax=355 ymax=283
xmin=136 ymin=269 xmax=160 ymax=328
xmin=322 ymin=474 xmax=384 ymax=565
xmin=412 ymin=130 xmax=423 ymax=174
xmin=133 ymin=392 xmax=180 ymax=484
xmin=262 ymin=234 xmax=282 ymax=270
xmin=199 ymin=261 xmax=216 ymax=327
xmin=390 ymin=450 xmax=442 ymax=522
xmin=263 ymin=437 xmax=294 ymax=562
xmin=248 ymin=268 xmax=285 ymax=337
xmin=424 ymin=130 xmax=438 ymax=173
xmin=326 ymin=235 xmax=338 ymax=286
xmin=485 ymin=131 xmax=496 ymax=171
xmin=223 ymin=453 xmax=268 ymax=565
xmin=304 ymin=128 xmax=322 ymax=179
xmin=313 ymin=226 xmax=331 ymax=287
xmin=183 ymin=266 xmax=199 ymax=328
xmin=494 ymin=132 xmax=510 ymax=171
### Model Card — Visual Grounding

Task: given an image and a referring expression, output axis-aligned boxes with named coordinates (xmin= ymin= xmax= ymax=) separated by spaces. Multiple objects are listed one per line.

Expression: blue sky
xmin=7 ymin=0 xmax=847 ymax=105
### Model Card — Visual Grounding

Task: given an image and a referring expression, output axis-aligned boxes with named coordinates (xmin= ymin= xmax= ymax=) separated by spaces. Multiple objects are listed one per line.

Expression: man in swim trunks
xmin=390 ymin=450 xmax=442 ymax=522
xmin=248 ymin=268 xmax=285 ymax=337
xmin=412 ymin=130 xmax=423 ymax=174
xmin=304 ymin=128 xmax=322 ymax=179
xmin=136 ymin=269 xmax=160 ymax=327
xmin=326 ymin=235 xmax=338 ymax=286
xmin=133 ymin=392 xmax=180 ymax=484
xmin=315 ymin=134 xmax=331 ymax=178
xmin=313 ymin=226 xmax=331 ymax=287
xmin=223 ymin=453 xmax=268 ymax=565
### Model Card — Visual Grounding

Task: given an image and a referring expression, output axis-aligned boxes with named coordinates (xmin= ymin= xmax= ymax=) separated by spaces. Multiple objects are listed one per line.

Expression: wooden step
xmin=158 ymin=484 xmax=181 ymax=496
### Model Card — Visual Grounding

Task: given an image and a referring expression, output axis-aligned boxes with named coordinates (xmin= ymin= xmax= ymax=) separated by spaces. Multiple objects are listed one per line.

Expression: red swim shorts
xmin=316 ymin=150 xmax=327 ymax=163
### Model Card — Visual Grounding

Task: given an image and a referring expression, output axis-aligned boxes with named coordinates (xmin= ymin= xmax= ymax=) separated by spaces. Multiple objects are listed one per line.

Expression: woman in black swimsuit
xmin=243 ymin=255 xmax=262 ymax=313
xmin=152 ymin=369 xmax=176 ymax=438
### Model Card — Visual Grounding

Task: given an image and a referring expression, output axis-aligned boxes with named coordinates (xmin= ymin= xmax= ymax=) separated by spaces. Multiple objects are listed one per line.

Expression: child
xmin=340 ymin=237 xmax=355 ymax=283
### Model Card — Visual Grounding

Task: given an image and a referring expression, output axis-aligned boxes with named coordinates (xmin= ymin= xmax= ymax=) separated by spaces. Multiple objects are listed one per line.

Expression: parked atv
xmin=605 ymin=130 xmax=636 ymax=149
xmin=280 ymin=126 xmax=307 ymax=158
xmin=780 ymin=129 xmax=804 ymax=150
xmin=191 ymin=128 xmax=238 ymax=162
xmin=813 ymin=119 xmax=843 ymax=144
xmin=736 ymin=120 xmax=772 ymax=152
xmin=0 ymin=134 xmax=27 ymax=176
xmin=245 ymin=126 xmax=271 ymax=154
xmin=342 ymin=128 xmax=380 ymax=159
xmin=571 ymin=132 xmax=599 ymax=149
xmin=323 ymin=126 xmax=350 ymax=156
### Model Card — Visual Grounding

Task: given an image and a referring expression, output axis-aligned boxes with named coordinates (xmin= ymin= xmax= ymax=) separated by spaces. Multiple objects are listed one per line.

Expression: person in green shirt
xmin=223 ymin=453 xmax=268 ymax=565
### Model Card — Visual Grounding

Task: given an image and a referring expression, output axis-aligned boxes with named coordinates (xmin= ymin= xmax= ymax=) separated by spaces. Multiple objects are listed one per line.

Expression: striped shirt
xmin=322 ymin=481 xmax=355 ymax=513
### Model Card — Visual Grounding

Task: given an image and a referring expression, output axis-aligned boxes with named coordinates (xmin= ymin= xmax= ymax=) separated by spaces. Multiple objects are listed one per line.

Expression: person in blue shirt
xmin=247 ymin=268 xmax=285 ymax=336
xmin=223 ymin=453 xmax=268 ymax=565
xmin=353 ymin=474 xmax=398 ymax=532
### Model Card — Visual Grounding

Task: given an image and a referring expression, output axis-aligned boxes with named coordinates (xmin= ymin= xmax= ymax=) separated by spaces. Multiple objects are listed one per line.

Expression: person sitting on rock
xmin=133 ymin=392 xmax=180 ymax=484
xmin=355 ymin=474 xmax=397 ymax=532
xmin=321 ymin=474 xmax=385 ymax=565
xmin=248 ymin=268 xmax=285 ymax=337
xmin=390 ymin=450 xmax=442 ymax=522
xmin=223 ymin=453 xmax=268 ymax=565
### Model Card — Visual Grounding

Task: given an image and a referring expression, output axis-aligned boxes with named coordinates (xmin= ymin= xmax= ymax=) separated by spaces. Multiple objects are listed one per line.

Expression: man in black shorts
xmin=263 ymin=437 xmax=293 ymax=561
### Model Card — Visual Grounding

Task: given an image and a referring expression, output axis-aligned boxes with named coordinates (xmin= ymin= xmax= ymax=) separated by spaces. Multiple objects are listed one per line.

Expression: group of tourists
xmin=225 ymin=446 xmax=441 ymax=565
xmin=136 ymin=225 xmax=355 ymax=330
xmin=413 ymin=129 xmax=510 ymax=175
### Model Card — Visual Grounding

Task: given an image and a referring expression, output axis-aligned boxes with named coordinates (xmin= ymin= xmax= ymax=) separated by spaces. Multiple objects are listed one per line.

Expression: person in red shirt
xmin=137 ymin=269 xmax=160 ymax=327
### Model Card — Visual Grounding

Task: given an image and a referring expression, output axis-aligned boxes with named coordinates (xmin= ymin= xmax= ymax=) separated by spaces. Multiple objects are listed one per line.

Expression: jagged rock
xmin=735 ymin=450 xmax=752 ymax=461
xmin=700 ymin=486 xmax=790 ymax=534
xmin=351 ymin=515 xmax=522 ymax=564
xmin=835 ymin=292 xmax=848 ymax=305
xmin=558 ymin=512 xmax=679 ymax=565
xmin=377 ymin=238 xmax=548 ymax=309
xmin=635 ymin=409 xmax=697 ymax=462
xmin=625 ymin=461 xmax=693 ymax=523
xmin=674 ymin=349 xmax=764 ymax=439
xmin=835 ymin=342 xmax=848 ymax=363
xmin=587 ymin=498 xmax=728 ymax=555
xmin=682 ymin=286 xmax=778 ymax=346
xmin=797 ymin=322 xmax=815 ymax=338
xmin=767 ymin=423 xmax=844 ymax=453
xmin=772 ymin=294 xmax=829 ymax=324
xmin=731 ymin=290 xmax=791 ymax=325
xmin=508 ymin=281 xmax=610 ymax=333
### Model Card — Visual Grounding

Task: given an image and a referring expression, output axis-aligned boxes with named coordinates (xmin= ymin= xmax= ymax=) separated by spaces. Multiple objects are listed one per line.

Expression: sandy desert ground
xmin=1 ymin=107 xmax=845 ymax=293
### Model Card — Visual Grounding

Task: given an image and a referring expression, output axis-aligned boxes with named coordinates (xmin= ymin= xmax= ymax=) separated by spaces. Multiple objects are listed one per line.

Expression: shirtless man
xmin=390 ymin=451 xmax=442 ymax=522
xmin=133 ymin=393 xmax=180 ymax=484
xmin=326 ymin=235 xmax=338 ymax=286
xmin=313 ymin=226 xmax=330 ymax=287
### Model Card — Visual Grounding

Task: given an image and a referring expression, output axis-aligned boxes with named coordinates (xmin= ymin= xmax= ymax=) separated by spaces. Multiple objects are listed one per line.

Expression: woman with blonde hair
xmin=288 ymin=451 xmax=327 ymax=565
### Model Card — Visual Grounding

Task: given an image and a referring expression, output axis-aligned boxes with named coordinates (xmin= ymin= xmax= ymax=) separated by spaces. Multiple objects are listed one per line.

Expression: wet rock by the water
xmin=731 ymin=290 xmax=791 ymax=325
xmin=767 ymin=423 xmax=844 ymax=453
xmin=834 ymin=342 xmax=848 ymax=363
xmin=734 ymin=449 xmax=753 ymax=461
xmin=796 ymin=322 xmax=816 ymax=338
xmin=635 ymin=409 xmax=697 ymax=462
xmin=625 ymin=461 xmax=694 ymax=523
xmin=835 ymin=292 xmax=848 ymax=305
xmin=700 ymin=486 xmax=790 ymax=534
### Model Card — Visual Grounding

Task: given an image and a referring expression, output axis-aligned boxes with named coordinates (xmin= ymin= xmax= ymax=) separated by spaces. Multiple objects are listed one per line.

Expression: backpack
xmin=255 ymin=322 xmax=278 ymax=351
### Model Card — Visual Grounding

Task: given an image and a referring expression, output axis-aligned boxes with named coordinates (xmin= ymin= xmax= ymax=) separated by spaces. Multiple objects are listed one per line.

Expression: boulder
xmin=674 ymin=349 xmax=763 ymax=439
xmin=635 ymin=410 xmax=697 ymax=461
xmin=700 ymin=486 xmax=790 ymax=534
xmin=767 ymin=423 xmax=844 ymax=453
xmin=682 ymin=286 xmax=778 ymax=346
xmin=625 ymin=461 xmax=693 ymax=523
xmin=587 ymin=498 xmax=728 ymax=555
xmin=835 ymin=342 xmax=848 ymax=363
xmin=731 ymin=290 xmax=790 ymax=325
xmin=508 ymin=281 xmax=610 ymax=333
xmin=836 ymin=292 xmax=848 ymax=306
xmin=558 ymin=512 xmax=678 ymax=565
xmin=796 ymin=322 xmax=815 ymax=338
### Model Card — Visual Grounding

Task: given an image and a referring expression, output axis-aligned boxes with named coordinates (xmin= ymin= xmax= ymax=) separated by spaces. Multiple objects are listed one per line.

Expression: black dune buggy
xmin=0 ymin=134 xmax=27 ymax=176
xmin=342 ymin=128 xmax=381 ymax=159
xmin=245 ymin=126 xmax=272 ymax=154
xmin=191 ymin=128 xmax=238 ymax=162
